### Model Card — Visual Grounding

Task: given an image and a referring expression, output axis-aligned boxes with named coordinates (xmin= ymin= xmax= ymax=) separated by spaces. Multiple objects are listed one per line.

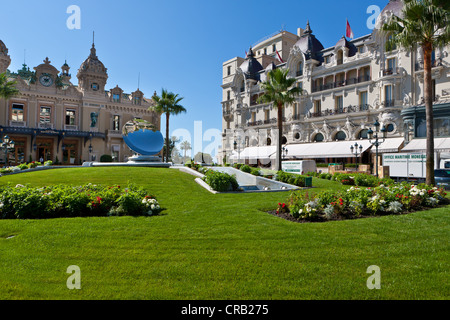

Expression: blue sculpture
xmin=122 ymin=119 xmax=164 ymax=156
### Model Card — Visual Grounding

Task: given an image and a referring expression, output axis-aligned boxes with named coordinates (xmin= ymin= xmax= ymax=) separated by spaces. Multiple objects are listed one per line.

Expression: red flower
xmin=282 ymin=203 xmax=286 ymax=208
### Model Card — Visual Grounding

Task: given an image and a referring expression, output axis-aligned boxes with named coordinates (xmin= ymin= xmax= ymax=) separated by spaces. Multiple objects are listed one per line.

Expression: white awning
xmin=271 ymin=140 xmax=373 ymax=159
xmin=371 ymin=138 xmax=404 ymax=153
xmin=402 ymin=138 xmax=450 ymax=153
xmin=235 ymin=146 xmax=277 ymax=160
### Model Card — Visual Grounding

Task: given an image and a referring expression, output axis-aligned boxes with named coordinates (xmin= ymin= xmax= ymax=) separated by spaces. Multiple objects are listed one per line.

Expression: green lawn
xmin=0 ymin=167 xmax=448 ymax=300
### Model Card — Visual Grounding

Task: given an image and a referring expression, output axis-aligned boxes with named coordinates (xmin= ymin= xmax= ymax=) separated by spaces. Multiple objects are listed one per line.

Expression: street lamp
xmin=282 ymin=146 xmax=289 ymax=160
xmin=234 ymin=136 xmax=241 ymax=164
xmin=2 ymin=135 xmax=15 ymax=167
xmin=367 ymin=120 xmax=387 ymax=178
xmin=350 ymin=143 xmax=363 ymax=172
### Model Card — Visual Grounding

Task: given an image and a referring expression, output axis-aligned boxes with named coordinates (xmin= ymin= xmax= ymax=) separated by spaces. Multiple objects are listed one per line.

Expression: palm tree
xmin=151 ymin=89 xmax=187 ymax=163
xmin=180 ymin=140 xmax=191 ymax=164
xmin=0 ymin=72 xmax=19 ymax=100
xmin=382 ymin=0 xmax=450 ymax=186
xmin=258 ymin=68 xmax=302 ymax=171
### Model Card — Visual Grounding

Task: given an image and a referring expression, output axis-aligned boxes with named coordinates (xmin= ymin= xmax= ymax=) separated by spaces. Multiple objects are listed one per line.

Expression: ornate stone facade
xmin=220 ymin=0 xmax=450 ymax=166
xmin=0 ymin=39 xmax=160 ymax=165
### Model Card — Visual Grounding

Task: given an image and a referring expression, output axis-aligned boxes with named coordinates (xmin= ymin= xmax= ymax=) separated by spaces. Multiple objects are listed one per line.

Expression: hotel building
xmin=220 ymin=0 xmax=450 ymax=167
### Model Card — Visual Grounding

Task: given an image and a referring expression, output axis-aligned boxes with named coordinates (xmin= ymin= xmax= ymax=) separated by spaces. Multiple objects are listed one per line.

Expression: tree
xmin=151 ymin=89 xmax=187 ymax=163
xmin=0 ymin=72 xmax=19 ymax=100
xmin=382 ymin=0 xmax=450 ymax=186
xmin=258 ymin=68 xmax=302 ymax=171
xmin=180 ymin=140 xmax=191 ymax=164
xmin=162 ymin=136 xmax=180 ymax=162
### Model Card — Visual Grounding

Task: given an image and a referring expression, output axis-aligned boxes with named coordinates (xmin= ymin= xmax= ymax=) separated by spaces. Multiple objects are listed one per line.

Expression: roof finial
xmin=304 ymin=20 xmax=312 ymax=34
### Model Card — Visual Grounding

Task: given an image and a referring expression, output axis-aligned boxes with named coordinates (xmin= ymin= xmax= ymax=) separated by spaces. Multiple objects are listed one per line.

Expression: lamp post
xmin=350 ymin=143 xmax=363 ymax=172
xmin=282 ymin=146 xmax=288 ymax=160
xmin=1 ymin=135 xmax=15 ymax=167
xmin=367 ymin=120 xmax=387 ymax=178
xmin=234 ymin=136 xmax=241 ymax=164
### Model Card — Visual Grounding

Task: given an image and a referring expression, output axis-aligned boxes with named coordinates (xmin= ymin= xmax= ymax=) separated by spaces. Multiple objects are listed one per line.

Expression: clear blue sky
xmin=1 ymin=0 xmax=389 ymax=159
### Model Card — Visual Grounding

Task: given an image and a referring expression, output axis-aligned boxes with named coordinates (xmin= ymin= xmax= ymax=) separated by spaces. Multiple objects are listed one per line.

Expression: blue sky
xmin=1 ymin=0 xmax=389 ymax=158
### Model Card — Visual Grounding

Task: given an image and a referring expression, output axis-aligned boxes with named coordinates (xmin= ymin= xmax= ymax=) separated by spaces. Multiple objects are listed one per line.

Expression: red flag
xmin=276 ymin=50 xmax=284 ymax=63
xmin=346 ymin=19 xmax=354 ymax=39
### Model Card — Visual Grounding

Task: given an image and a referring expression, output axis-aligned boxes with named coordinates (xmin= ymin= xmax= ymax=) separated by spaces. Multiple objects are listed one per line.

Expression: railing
xmin=9 ymin=121 xmax=27 ymax=127
xmin=383 ymin=100 xmax=395 ymax=107
xmin=382 ymin=68 xmax=394 ymax=76
xmin=64 ymin=125 xmax=78 ymax=131
xmin=309 ymin=104 xmax=372 ymax=118
xmin=312 ymin=75 xmax=372 ymax=93
xmin=415 ymin=60 xmax=441 ymax=71
xmin=247 ymin=118 xmax=283 ymax=127
xmin=38 ymin=123 xmax=54 ymax=129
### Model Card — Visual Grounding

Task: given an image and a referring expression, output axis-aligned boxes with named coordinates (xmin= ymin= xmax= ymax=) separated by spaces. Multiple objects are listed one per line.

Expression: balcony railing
xmin=312 ymin=76 xmax=372 ymax=93
xmin=38 ymin=122 xmax=54 ymax=129
xmin=382 ymin=68 xmax=394 ymax=76
xmin=383 ymin=100 xmax=395 ymax=107
xmin=309 ymin=104 xmax=372 ymax=118
xmin=9 ymin=121 xmax=27 ymax=127
xmin=415 ymin=60 xmax=441 ymax=71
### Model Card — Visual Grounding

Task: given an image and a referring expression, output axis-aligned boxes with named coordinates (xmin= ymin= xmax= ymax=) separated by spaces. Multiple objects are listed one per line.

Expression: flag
xmin=276 ymin=50 xmax=284 ymax=63
xmin=346 ymin=19 xmax=354 ymax=39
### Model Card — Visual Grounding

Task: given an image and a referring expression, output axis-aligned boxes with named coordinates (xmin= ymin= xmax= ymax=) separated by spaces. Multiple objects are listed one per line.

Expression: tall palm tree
xmin=382 ymin=0 xmax=450 ymax=186
xmin=0 ymin=72 xmax=19 ymax=100
xmin=258 ymin=68 xmax=302 ymax=171
xmin=180 ymin=140 xmax=191 ymax=163
xmin=151 ymin=89 xmax=187 ymax=163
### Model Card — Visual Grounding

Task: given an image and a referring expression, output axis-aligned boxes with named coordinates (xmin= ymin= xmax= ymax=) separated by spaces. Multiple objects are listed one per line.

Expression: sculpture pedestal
xmin=127 ymin=155 xmax=162 ymax=163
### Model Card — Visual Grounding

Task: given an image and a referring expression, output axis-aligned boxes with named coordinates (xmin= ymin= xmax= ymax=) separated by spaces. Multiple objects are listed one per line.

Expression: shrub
xmin=250 ymin=168 xmax=261 ymax=176
xmin=18 ymin=164 xmax=29 ymax=171
xmin=240 ymin=165 xmax=252 ymax=173
xmin=233 ymin=163 xmax=244 ymax=170
xmin=202 ymin=170 xmax=239 ymax=192
xmin=100 ymin=155 xmax=113 ymax=163
xmin=0 ymin=184 xmax=162 ymax=220
xmin=276 ymin=171 xmax=308 ymax=187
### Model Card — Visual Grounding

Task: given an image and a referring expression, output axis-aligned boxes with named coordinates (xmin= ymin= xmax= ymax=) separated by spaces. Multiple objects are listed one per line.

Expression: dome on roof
xmin=239 ymin=47 xmax=263 ymax=81
xmin=78 ymin=44 xmax=107 ymax=75
xmin=375 ymin=0 xmax=404 ymax=30
xmin=293 ymin=21 xmax=324 ymax=61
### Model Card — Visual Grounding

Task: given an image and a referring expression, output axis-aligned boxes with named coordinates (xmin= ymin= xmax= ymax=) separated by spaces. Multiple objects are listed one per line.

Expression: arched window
xmin=386 ymin=123 xmax=395 ymax=133
xmin=297 ymin=61 xmax=303 ymax=77
xmin=337 ymin=50 xmax=343 ymax=65
xmin=294 ymin=132 xmax=301 ymax=140
xmin=267 ymin=138 xmax=272 ymax=146
xmin=359 ymin=129 xmax=369 ymax=139
xmin=314 ymin=133 xmax=324 ymax=143
xmin=240 ymin=80 xmax=245 ymax=93
xmin=335 ymin=131 xmax=346 ymax=141
xmin=282 ymin=136 xmax=288 ymax=144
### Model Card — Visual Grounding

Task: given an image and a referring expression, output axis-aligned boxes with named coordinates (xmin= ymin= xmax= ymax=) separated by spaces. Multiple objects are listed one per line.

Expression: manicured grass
xmin=0 ymin=167 xmax=448 ymax=300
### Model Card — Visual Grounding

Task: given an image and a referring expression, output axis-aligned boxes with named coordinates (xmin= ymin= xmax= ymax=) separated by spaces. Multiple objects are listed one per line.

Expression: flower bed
xmin=0 ymin=183 xmax=162 ymax=219
xmin=275 ymin=183 xmax=448 ymax=223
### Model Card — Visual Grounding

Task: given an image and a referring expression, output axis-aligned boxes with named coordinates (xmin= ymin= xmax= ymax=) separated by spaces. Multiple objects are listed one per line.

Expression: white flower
xmin=0 ymin=202 xmax=4 ymax=209
xmin=15 ymin=184 xmax=24 ymax=188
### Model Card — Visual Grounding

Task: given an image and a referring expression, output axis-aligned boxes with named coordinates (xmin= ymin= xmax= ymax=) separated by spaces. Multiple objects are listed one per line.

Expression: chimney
xmin=297 ymin=28 xmax=304 ymax=37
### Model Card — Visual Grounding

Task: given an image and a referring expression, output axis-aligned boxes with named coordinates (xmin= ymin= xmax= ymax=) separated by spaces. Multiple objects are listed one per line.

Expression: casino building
xmin=219 ymin=0 xmax=450 ymax=167
xmin=0 ymin=39 xmax=160 ymax=166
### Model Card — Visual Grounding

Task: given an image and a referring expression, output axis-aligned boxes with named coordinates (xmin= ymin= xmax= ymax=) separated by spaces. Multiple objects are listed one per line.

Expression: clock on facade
xmin=39 ymin=74 xmax=53 ymax=87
